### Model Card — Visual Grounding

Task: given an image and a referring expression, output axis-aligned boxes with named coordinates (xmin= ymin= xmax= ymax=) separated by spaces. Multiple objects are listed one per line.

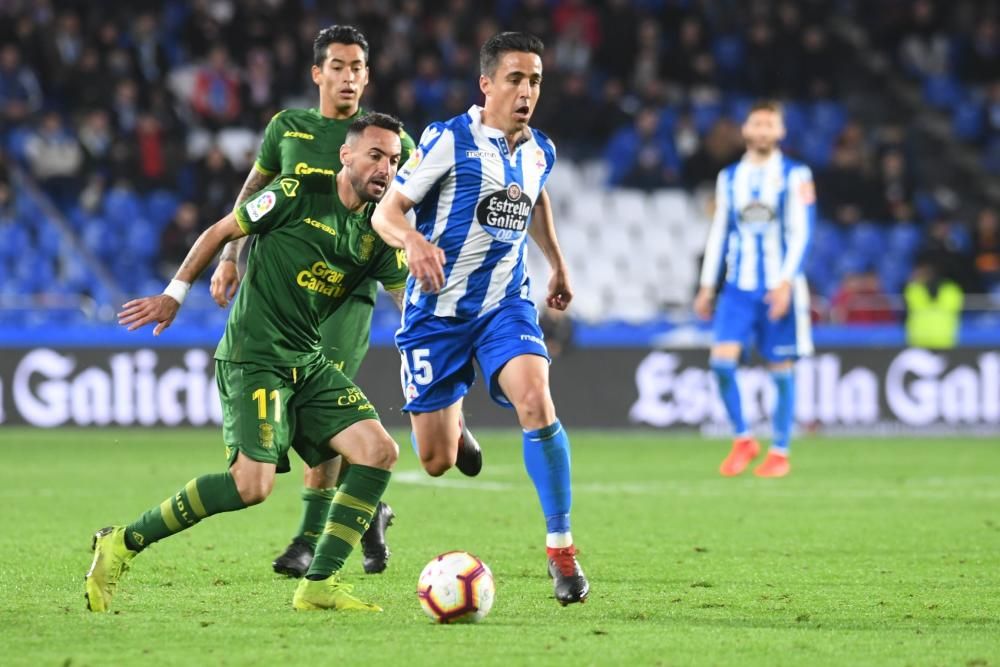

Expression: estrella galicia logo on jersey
xmin=246 ymin=191 xmax=276 ymax=222
xmin=740 ymin=201 xmax=776 ymax=225
xmin=476 ymin=184 xmax=532 ymax=242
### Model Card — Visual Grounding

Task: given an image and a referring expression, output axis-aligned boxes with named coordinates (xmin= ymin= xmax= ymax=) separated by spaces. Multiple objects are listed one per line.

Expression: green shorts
xmin=319 ymin=292 xmax=374 ymax=380
xmin=216 ymin=356 xmax=379 ymax=473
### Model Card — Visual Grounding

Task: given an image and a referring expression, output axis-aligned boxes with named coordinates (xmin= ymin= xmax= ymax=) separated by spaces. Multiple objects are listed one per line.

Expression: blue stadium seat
xmin=103 ymin=188 xmax=143 ymax=227
xmin=922 ymin=74 xmax=964 ymax=110
xmin=887 ymin=224 xmax=923 ymax=258
xmin=849 ymin=223 xmax=889 ymax=263
xmin=878 ymin=257 xmax=911 ymax=293
xmin=953 ymin=100 xmax=984 ymax=141
xmin=81 ymin=218 xmax=118 ymax=261
xmin=713 ymin=35 xmax=745 ymax=74
xmin=799 ymin=132 xmax=833 ymax=168
xmin=691 ymin=102 xmax=724 ymax=135
xmin=0 ymin=223 xmax=30 ymax=260
xmin=810 ymin=101 xmax=847 ymax=136
xmin=145 ymin=190 xmax=181 ymax=227
xmin=125 ymin=218 xmax=161 ymax=258
xmin=5 ymin=126 xmax=33 ymax=163
xmin=913 ymin=191 xmax=941 ymax=220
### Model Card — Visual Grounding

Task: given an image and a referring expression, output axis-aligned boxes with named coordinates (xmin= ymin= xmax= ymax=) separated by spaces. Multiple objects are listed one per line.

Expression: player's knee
xmin=421 ymin=452 xmax=453 ymax=477
xmin=235 ymin=475 xmax=273 ymax=505
xmin=512 ymin=383 xmax=555 ymax=427
xmin=356 ymin=432 xmax=399 ymax=470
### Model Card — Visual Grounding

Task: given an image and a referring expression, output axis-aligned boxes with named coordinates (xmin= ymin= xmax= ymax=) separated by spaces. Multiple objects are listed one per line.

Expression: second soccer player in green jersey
xmin=88 ymin=112 xmax=409 ymax=614
xmin=210 ymin=25 xmax=481 ymax=578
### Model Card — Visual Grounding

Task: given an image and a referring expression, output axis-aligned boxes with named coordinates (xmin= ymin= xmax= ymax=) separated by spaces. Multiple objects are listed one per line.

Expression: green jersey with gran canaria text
xmin=215 ymin=173 xmax=409 ymax=367
xmin=254 ymin=107 xmax=415 ymax=307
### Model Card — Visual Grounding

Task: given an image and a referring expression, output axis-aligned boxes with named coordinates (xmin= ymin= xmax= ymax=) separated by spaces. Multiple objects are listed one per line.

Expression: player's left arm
xmin=119 ymin=213 xmax=247 ymax=335
xmin=767 ymin=166 xmax=816 ymax=320
xmin=528 ymin=187 xmax=572 ymax=311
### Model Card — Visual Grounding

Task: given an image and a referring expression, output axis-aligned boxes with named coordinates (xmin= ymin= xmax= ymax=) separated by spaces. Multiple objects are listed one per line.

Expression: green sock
xmin=124 ymin=472 xmax=246 ymax=551
xmin=307 ymin=465 xmax=390 ymax=579
xmin=296 ymin=487 xmax=337 ymax=548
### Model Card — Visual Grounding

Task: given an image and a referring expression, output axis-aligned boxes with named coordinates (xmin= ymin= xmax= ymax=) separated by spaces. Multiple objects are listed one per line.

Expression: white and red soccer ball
xmin=417 ymin=551 xmax=496 ymax=624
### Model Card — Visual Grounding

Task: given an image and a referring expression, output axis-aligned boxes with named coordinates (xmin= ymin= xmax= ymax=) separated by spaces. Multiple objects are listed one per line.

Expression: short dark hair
xmin=748 ymin=99 xmax=784 ymax=117
xmin=347 ymin=112 xmax=403 ymax=141
xmin=313 ymin=25 xmax=369 ymax=67
xmin=480 ymin=32 xmax=544 ymax=78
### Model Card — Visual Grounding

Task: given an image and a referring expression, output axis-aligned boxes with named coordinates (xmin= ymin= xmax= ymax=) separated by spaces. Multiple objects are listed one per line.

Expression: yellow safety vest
xmin=904 ymin=281 xmax=964 ymax=349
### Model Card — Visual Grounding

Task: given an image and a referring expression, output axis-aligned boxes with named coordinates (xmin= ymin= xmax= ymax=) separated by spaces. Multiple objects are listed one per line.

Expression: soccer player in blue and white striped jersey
xmin=373 ymin=32 xmax=588 ymax=605
xmin=694 ymin=100 xmax=816 ymax=478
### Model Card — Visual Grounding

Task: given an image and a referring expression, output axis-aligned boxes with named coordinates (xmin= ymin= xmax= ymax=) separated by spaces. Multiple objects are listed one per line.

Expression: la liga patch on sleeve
xmin=246 ymin=191 xmax=277 ymax=221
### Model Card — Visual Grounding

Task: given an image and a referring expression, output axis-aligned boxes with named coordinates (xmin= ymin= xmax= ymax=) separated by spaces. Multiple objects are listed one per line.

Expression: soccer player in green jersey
xmin=209 ymin=25 xmax=481 ymax=578
xmin=86 ymin=113 xmax=407 ymax=613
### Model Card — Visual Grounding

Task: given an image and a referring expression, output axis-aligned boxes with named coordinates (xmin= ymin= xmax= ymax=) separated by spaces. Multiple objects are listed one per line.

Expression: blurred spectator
xmin=816 ymin=140 xmax=880 ymax=227
xmin=111 ymin=79 xmax=141 ymax=134
xmin=44 ymin=10 xmax=85 ymax=97
xmin=242 ymin=48 xmax=276 ymax=123
xmin=875 ymin=148 xmax=914 ymax=220
xmin=0 ymin=43 xmax=43 ymax=126
xmin=194 ymin=146 xmax=240 ymax=221
xmin=920 ymin=217 xmax=980 ymax=292
xmin=78 ymin=109 xmax=114 ymax=177
xmin=24 ymin=112 xmax=83 ymax=205
xmin=898 ymin=0 xmax=950 ymax=77
xmin=904 ymin=258 xmax=963 ymax=349
xmin=130 ymin=12 xmax=171 ymax=92
xmin=605 ymin=107 xmax=680 ymax=189
xmin=596 ymin=0 xmax=637 ymax=80
xmin=68 ymin=47 xmax=112 ymax=111
xmin=830 ymin=271 xmax=897 ymax=324
xmin=960 ymin=19 xmax=1000 ymax=84
xmin=540 ymin=306 xmax=574 ymax=358
xmin=159 ymin=202 xmax=204 ymax=280
xmin=191 ymin=46 xmax=242 ymax=130
xmin=973 ymin=207 xmax=1000 ymax=290
xmin=683 ymin=118 xmax=743 ymax=189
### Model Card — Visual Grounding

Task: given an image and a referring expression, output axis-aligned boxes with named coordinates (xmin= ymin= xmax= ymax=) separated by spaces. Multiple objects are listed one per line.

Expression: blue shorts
xmin=395 ymin=299 xmax=550 ymax=413
xmin=713 ymin=281 xmax=813 ymax=362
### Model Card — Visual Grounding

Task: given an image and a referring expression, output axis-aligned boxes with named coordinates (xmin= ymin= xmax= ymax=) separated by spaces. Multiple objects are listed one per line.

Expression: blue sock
xmin=711 ymin=358 xmax=747 ymax=436
xmin=522 ymin=420 xmax=572 ymax=535
xmin=771 ymin=369 xmax=794 ymax=454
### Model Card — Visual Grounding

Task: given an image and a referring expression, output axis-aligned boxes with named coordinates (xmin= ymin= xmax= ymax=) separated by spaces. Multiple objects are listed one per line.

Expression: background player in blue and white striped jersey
xmin=373 ymin=32 xmax=588 ymax=606
xmin=694 ymin=100 xmax=816 ymax=479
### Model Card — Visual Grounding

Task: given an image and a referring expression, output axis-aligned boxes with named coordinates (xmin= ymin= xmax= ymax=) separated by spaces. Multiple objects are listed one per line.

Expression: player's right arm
xmin=695 ymin=169 xmax=732 ymax=320
xmin=120 ymin=212 xmax=248 ymax=336
xmin=372 ymin=123 xmax=453 ymax=293
xmin=210 ymin=113 xmax=283 ymax=307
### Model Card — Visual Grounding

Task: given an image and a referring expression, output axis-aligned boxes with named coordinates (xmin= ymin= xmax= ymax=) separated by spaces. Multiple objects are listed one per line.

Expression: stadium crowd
xmin=0 ymin=0 xmax=998 ymax=326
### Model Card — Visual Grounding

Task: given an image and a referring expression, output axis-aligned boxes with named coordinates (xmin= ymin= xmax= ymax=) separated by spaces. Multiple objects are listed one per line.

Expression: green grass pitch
xmin=2 ymin=428 xmax=998 ymax=666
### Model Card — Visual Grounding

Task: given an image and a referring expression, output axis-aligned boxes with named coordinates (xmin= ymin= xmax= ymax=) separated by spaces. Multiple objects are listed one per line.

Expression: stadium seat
xmin=126 ymin=218 xmax=161 ymax=258
xmin=922 ymin=74 xmax=965 ymax=110
xmin=0 ymin=223 xmax=30 ymax=260
xmin=103 ymin=188 xmax=143 ymax=227
xmin=952 ymin=100 xmax=984 ymax=142
xmin=145 ymin=190 xmax=181 ymax=227
xmin=849 ymin=223 xmax=890 ymax=267
xmin=810 ymin=101 xmax=847 ymax=136
xmin=887 ymin=224 xmax=923 ymax=258
xmin=691 ymin=102 xmax=724 ymax=135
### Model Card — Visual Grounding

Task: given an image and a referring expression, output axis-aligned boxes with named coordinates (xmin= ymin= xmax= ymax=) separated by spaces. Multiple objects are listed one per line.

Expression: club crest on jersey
xmin=740 ymin=201 xmax=776 ymax=224
xmin=476 ymin=183 xmax=532 ymax=243
xmin=359 ymin=233 xmax=376 ymax=261
xmin=246 ymin=191 xmax=276 ymax=221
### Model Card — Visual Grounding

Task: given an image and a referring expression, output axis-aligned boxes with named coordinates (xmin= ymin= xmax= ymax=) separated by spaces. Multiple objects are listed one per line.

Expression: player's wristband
xmin=163 ymin=279 xmax=191 ymax=305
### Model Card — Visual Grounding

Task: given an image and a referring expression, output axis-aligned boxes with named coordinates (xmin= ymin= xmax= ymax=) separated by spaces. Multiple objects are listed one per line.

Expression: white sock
xmin=546 ymin=532 xmax=573 ymax=549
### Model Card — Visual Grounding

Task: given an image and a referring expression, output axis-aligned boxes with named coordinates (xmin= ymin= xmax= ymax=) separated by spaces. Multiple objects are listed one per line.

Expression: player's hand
xmin=210 ymin=260 xmax=240 ymax=308
xmin=766 ymin=280 xmax=792 ymax=320
xmin=403 ymin=231 xmax=446 ymax=293
xmin=693 ymin=287 xmax=715 ymax=320
xmin=118 ymin=294 xmax=181 ymax=336
xmin=546 ymin=265 xmax=573 ymax=311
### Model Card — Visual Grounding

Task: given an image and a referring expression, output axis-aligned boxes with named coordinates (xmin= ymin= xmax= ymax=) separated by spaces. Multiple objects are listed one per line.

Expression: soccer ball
xmin=417 ymin=551 xmax=496 ymax=624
